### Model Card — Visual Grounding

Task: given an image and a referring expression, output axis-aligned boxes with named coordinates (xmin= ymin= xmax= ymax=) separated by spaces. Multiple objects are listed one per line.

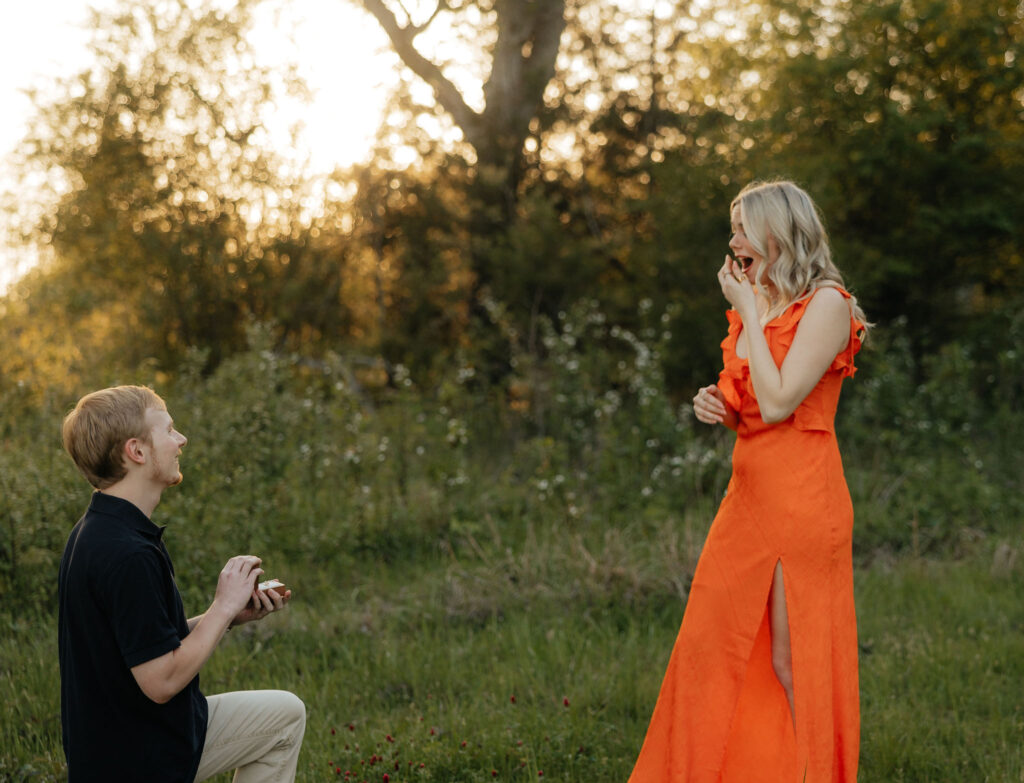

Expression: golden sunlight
xmin=0 ymin=0 xmax=400 ymax=293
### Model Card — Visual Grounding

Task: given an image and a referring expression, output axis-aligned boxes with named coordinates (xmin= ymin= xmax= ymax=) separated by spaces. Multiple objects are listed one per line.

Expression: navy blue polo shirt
xmin=58 ymin=492 xmax=207 ymax=783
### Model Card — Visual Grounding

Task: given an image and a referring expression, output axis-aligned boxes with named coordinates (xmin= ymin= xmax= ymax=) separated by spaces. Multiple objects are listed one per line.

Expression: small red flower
xmin=492 ymin=771 xmax=498 ymax=777
xmin=510 ymin=695 xmax=516 ymax=703
xmin=563 ymin=697 xmax=570 ymax=707
xmin=429 ymin=727 xmax=436 ymax=736
xmin=419 ymin=762 xmax=426 ymax=768
xmin=349 ymin=724 xmax=355 ymax=732
xmin=386 ymin=734 xmax=394 ymax=743
xmin=382 ymin=775 xmax=390 ymax=783
xmin=334 ymin=768 xmax=341 ymax=775
xmin=461 ymin=740 xmax=467 ymax=748
xmin=331 ymin=727 xmax=337 ymax=735
xmin=538 ymin=772 xmax=544 ymax=777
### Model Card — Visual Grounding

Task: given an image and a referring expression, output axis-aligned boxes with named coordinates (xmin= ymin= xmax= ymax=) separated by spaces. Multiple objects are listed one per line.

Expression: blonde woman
xmin=629 ymin=181 xmax=867 ymax=782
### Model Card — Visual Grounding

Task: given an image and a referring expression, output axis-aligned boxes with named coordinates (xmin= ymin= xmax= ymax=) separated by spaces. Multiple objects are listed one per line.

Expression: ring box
xmin=258 ymin=579 xmax=287 ymax=596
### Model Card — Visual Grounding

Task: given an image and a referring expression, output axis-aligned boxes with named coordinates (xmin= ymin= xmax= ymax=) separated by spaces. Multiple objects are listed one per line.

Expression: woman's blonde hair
xmin=732 ymin=179 xmax=869 ymax=332
xmin=62 ymin=385 xmax=166 ymax=489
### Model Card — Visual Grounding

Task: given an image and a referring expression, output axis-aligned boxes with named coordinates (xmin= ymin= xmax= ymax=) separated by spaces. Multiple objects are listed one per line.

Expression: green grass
xmin=856 ymin=551 xmax=1024 ymax=782
xmin=4 ymin=536 xmax=1022 ymax=782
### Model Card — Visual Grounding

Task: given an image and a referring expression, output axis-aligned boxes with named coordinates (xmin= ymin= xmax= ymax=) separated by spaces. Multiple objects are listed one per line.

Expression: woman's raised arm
xmin=718 ymin=259 xmax=851 ymax=424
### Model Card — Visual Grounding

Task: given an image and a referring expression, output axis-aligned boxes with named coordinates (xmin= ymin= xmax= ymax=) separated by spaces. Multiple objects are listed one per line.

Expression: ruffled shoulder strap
xmin=716 ymin=308 xmax=746 ymax=412
xmin=832 ymin=289 xmax=865 ymax=378
xmin=764 ymin=288 xmax=863 ymax=378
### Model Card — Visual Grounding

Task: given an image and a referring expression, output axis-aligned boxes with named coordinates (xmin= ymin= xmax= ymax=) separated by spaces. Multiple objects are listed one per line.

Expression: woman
xmin=628 ymin=180 xmax=867 ymax=782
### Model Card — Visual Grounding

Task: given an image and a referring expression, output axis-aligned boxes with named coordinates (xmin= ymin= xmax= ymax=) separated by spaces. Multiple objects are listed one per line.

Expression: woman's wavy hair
xmin=732 ymin=179 xmax=869 ymax=333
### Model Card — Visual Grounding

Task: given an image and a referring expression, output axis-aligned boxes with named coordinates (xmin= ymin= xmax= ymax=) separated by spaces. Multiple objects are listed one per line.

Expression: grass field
xmin=3 ymin=538 xmax=1022 ymax=782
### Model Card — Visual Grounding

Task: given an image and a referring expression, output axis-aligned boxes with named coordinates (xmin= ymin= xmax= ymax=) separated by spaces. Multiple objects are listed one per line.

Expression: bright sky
xmin=0 ymin=0 xmax=397 ymax=292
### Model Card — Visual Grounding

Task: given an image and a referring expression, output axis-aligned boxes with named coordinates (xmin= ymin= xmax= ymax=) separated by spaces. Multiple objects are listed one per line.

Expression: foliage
xmin=0 ymin=0 xmax=360 ymax=386
xmin=2 ymin=299 xmax=1020 ymax=612
xmin=3 ymin=0 xmax=1022 ymax=397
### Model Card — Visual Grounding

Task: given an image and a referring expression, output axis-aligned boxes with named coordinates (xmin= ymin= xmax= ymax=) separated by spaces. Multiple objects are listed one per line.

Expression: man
xmin=58 ymin=385 xmax=305 ymax=783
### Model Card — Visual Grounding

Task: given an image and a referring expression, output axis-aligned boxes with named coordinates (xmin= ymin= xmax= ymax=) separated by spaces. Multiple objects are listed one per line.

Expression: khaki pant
xmin=193 ymin=690 xmax=305 ymax=783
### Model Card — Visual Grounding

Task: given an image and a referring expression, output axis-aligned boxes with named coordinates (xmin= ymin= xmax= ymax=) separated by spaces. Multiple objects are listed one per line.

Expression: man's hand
xmin=211 ymin=555 xmax=264 ymax=623
xmin=231 ymin=582 xmax=291 ymax=628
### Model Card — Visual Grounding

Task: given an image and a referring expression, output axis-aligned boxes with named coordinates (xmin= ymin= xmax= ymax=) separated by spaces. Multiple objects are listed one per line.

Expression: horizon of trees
xmin=1 ymin=0 xmax=1021 ymax=405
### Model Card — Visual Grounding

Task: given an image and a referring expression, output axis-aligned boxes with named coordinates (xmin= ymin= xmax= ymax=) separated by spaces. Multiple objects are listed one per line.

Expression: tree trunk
xmin=359 ymin=0 xmax=567 ymax=288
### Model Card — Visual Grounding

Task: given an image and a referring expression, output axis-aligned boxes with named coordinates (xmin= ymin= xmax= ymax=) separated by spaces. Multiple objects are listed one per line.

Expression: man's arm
xmin=131 ymin=555 xmax=263 ymax=704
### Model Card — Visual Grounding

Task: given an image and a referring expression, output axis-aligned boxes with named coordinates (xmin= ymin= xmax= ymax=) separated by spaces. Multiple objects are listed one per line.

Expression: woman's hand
xmin=693 ymin=384 xmax=731 ymax=426
xmin=717 ymin=255 xmax=757 ymax=318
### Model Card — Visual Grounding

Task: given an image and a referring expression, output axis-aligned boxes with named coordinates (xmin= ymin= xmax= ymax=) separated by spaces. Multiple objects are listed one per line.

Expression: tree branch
xmin=359 ymin=0 xmax=483 ymax=147
xmin=407 ymin=0 xmax=450 ymax=37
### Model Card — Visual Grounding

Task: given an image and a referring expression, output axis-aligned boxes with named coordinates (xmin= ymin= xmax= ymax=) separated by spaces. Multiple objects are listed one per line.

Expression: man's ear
xmin=123 ymin=437 xmax=147 ymax=466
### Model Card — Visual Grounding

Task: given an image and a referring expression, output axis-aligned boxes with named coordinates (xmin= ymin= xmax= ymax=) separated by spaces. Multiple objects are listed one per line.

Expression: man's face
xmin=143 ymin=407 xmax=187 ymax=487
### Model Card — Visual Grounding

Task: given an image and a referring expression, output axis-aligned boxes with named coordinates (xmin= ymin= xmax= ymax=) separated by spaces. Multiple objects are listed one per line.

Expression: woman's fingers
xmin=693 ymin=385 xmax=726 ymax=424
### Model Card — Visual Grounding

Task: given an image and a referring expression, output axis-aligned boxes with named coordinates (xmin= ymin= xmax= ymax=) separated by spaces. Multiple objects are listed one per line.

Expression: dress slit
xmin=717 ymin=562 xmax=799 ymax=782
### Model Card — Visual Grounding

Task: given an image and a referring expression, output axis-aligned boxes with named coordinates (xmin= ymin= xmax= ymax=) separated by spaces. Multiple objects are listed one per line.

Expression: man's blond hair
xmin=62 ymin=386 xmax=166 ymax=489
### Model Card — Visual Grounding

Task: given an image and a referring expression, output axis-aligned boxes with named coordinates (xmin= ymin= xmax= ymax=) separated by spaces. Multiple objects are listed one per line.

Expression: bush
xmin=1 ymin=304 xmax=1020 ymax=616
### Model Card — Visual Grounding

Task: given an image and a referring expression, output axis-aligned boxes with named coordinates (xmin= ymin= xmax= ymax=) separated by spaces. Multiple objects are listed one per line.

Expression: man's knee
xmin=274 ymin=690 xmax=305 ymax=736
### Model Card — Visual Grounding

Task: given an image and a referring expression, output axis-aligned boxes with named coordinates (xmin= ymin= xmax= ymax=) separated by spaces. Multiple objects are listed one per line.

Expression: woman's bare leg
xmin=770 ymin=560 xmax=795 ymax=728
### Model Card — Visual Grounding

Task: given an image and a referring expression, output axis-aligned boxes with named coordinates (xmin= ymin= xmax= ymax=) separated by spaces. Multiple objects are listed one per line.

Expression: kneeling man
xmin=59 ymin=385 xmax=305 ymax=783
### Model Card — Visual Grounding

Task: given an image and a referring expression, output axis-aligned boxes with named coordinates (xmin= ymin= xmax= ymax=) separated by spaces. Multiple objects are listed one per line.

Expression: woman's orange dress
xmin=628 ymin=290 xmax=864 ymax=783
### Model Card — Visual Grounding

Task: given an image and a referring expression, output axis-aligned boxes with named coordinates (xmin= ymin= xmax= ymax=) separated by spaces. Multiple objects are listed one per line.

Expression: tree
xmin=355 ymin=0 xmax=723 ymax=375
xmin=2 ymin=0 xmax=360 ymax=385
xmin=359 ymin=0 xmax=567 ymax=220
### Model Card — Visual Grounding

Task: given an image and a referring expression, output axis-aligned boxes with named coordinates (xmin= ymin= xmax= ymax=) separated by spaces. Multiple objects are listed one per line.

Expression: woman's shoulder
xmin=797 ymin=286 xmax=863 ymax=377
xmin=764 ymin=286 xmax=854 ymax=363
xmin=777 ymin=285 xmax=850 ymax=326
xmin=803 ymin=285 xmax=851 ymax=316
